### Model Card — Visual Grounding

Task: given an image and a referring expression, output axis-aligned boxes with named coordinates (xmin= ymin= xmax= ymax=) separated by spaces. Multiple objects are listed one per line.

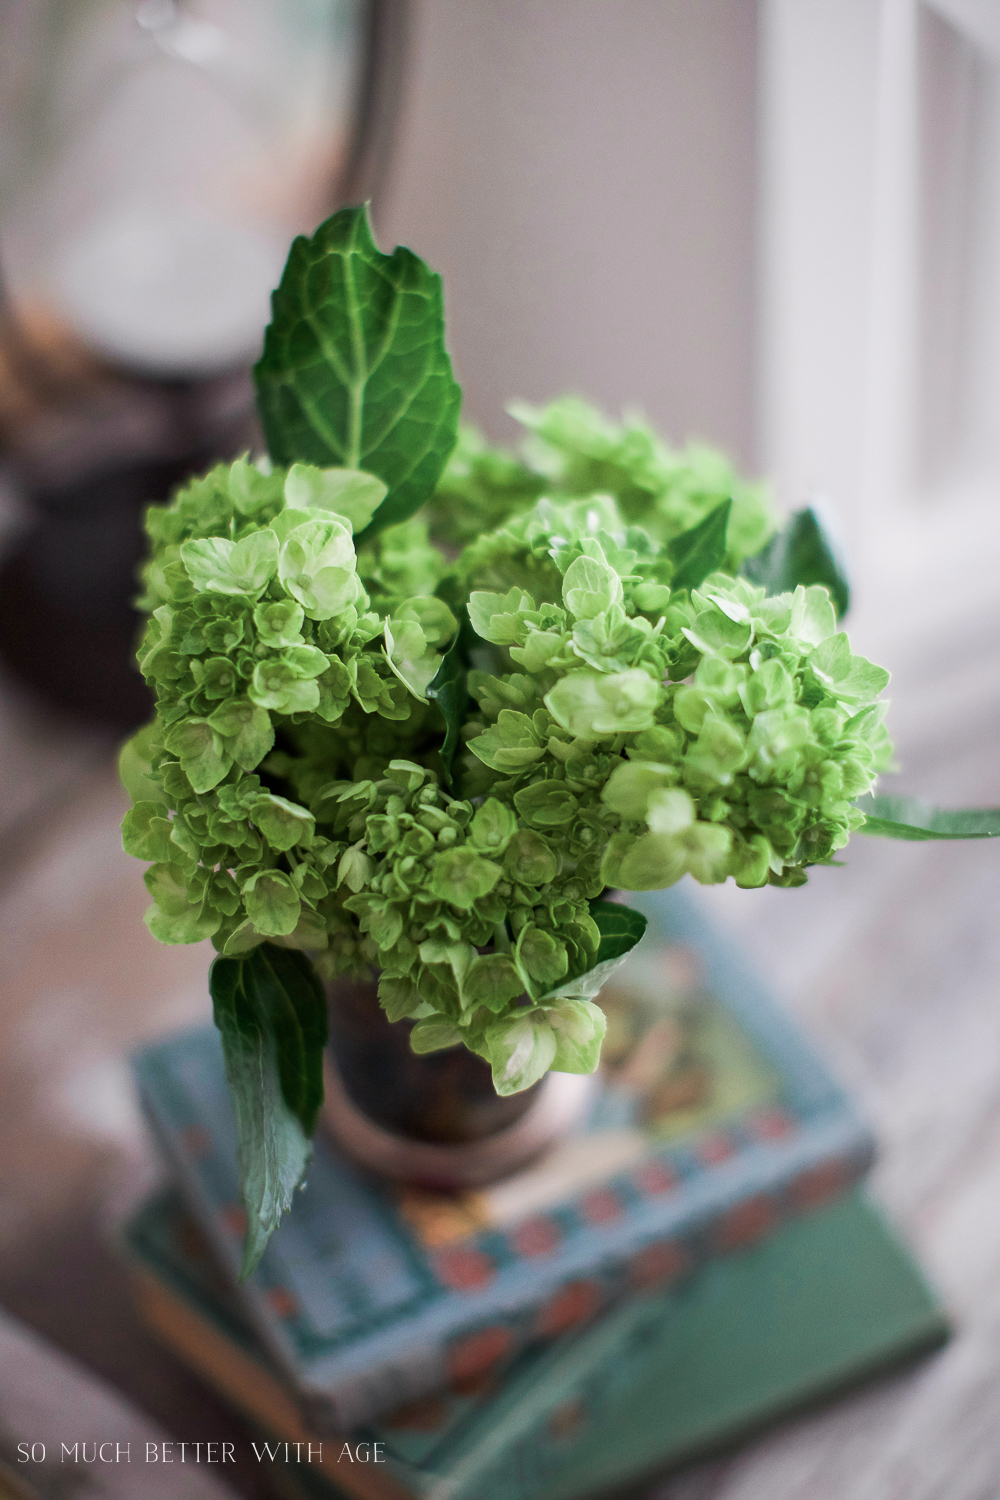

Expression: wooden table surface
xmin=1 ymin=624 xmax=998 ymax=1500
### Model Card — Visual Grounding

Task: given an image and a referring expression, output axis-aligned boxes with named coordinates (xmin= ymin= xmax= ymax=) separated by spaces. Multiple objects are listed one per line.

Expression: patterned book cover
xmin=124 ymin=1186 xmax=948 ymax=1500
xmin=132 ymin=886 xmax=876 ymax=1428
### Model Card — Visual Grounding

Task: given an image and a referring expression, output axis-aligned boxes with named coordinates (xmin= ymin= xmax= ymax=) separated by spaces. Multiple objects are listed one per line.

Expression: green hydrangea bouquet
xmin=120 ymin=206 xmax=999 ymax=1271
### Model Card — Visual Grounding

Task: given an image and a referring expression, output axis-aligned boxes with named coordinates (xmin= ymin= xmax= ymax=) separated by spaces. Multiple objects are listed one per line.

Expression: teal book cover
xmin=132 ymin=887 xmax=876 ymax=1427
xmin=125 ymin=1186 xmax=948 ymax=1500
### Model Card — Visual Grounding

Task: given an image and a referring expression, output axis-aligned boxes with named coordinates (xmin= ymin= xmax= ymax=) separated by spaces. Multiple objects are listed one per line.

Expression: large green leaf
xmin=856 ymin=793 xmax=1000 ymax=840
xmin=668 ymin=500 xmax=732 ymax=593
xmin=254 ymin=205 xmax=462 ymax=544
xmin=425 ymin=634 xmax=469 ymax=789
xmin=209 ymin=944 xmax=328 ymax=1277
xmin=589 ymin=897 xmax=648 ymax=963
xmin=742 ymin=507 xmax=850 ymax=618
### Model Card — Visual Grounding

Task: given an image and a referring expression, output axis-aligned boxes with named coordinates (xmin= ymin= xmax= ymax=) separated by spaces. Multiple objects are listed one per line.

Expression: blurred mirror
xmin=0 ymin=0 xmax=405 ymax=727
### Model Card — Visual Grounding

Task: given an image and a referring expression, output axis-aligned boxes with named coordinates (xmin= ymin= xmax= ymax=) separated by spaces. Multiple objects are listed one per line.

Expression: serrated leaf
xmin=254 ymin=205 xmax=462 ymax=544
xmin=588 ymin=897 xmax=649 ymax=962
xmin=209 ymin=944 xmax=327 ymax=1277
xmin=742 ymin=506 xmax=850 ymax=618
xmin=668 ymin=500 xmax=732 ymax=593
xmin=856 ymin=794 xmax=1000 ymax=840
xmin=426 ymin=633 xmax=469 ymax=788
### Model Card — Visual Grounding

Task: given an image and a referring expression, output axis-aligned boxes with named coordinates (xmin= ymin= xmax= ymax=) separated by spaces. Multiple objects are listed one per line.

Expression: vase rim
xmin=321 ymin=1056 xmax=596 ymax=1191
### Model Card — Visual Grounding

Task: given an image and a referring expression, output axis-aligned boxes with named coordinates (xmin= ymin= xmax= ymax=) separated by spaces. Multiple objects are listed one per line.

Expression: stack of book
xmin=124 ymin=890 xmax=948 ymax=1500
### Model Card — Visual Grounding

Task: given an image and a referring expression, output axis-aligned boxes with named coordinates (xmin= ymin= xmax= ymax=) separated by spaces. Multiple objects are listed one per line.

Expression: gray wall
xmin=380 ymin=0 xmax=758 ymax=466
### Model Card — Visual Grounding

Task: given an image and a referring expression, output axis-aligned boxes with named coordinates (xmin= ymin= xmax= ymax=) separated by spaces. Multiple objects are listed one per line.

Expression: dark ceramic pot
xmin=322 ymin=973 xmax=594 ymax=1189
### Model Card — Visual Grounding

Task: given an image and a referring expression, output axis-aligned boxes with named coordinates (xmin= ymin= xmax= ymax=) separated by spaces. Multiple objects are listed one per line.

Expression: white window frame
xmin=758 ymin=0 xmax=1000 ymax=652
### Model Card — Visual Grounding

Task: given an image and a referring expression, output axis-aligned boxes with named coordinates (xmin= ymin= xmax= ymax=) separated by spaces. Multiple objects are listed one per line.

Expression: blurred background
xmin=1 ymin=2 xmax=1000 ymax=1496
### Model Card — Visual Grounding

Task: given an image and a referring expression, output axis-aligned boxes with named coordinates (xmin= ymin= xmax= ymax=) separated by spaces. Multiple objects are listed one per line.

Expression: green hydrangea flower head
xmin=122 ymin=206 xmax=995 ymax=1272
xmin=125 ymin=446 xmax=892 ymax=1091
